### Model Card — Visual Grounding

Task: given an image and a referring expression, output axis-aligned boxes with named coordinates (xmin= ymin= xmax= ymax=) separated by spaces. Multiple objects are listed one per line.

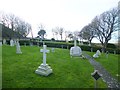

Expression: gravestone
xmin=37 ymin=42 xmax=39 ymax=47
xmin=24 ymin=43 xmax=26 ymax=46
xmin=70 ymin=37 xmax=82 ymax=57
xmin=16 ymin=39 xmax=22 ymax=54
xmin=3 ymin=39 xmax=6 ymax=44
xmin=14 ymin=40 xmax=17 ymax=45
xmin=30 ymin=42 xmax=33 ymax=46
xmin=10 ymin=39 xmax=14 ymax=46
xmin=101 ymin=48 xmax=104 ymax=53
xmin=51 ymin=48 xmax=55 ymax=52
xmin=0 ymin=42 xmax=2 ymax=46
xmin=106 ymin=51 xmax=109 ymax=58
xmin=35 ymin=45 xmax=52 ymax=76
xmin=114 ymin=51 xmax=116 ymax=54
xmin=91 ymin=70 xmax=102 ymax=88
xmin=91 ymin=48 xmax=93 ymax=52
xmin=61 ymin=45 xmax=64 ymax=49
xmin=93 ymin=50 xmax=101 ymax=58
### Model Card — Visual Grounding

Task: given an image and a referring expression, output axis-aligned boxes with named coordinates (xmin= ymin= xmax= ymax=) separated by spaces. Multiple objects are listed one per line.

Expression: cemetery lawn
xmin=2 ymin=45 xmax=107 ymax=88
xmin=86 ymin=51 xmax=119 ymax=82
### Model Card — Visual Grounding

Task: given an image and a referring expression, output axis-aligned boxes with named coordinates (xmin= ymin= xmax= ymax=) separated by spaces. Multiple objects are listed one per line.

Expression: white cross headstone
xmin=73 ymin=37 xmax=77 ymax=46
xmin=40 ymin=45 xmax=50 ymax=66
xmin=35 ymin=45 xmax=52 ymax=76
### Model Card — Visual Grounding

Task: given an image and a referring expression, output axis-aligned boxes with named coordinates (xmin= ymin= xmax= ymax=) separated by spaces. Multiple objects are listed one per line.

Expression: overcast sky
xmin=0 ymin=0 xmax=119 ymax=42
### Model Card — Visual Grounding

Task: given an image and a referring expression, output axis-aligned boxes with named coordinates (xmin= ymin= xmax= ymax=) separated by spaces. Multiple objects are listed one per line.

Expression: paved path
xmin=82 ymin=52 xmax=120 ymax=89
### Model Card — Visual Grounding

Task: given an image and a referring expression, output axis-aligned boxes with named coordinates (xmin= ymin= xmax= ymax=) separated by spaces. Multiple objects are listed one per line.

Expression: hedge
xmin=5 ymin=40 xmax=120 ymax=54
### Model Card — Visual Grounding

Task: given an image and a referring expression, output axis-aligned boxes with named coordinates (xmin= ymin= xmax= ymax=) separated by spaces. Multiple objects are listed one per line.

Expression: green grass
xmin=2 ymin=45 xmax=107 ymax=88
xmin=86 ymin=51 xmax=119 ymax=82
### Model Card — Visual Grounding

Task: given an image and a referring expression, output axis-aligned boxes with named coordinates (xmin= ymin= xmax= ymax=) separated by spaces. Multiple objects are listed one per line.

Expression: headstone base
xmin=35 ymin=63 xmax=52 ymax=76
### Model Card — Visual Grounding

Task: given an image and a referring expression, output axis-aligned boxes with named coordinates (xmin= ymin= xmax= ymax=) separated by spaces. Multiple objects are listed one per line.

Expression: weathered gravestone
xmin=91 ymin=48 xmax=93 ymax=52
xmin=35 ymin=45 xmax=52 ymax=76
xmin=93 ymin=50 xmax=101 ymax=58
xmin=14 ymin=40 xmax=17 ymax=45
xmin=51 ymin=48 xmax=55 ymax=52
xmin=10 ymin=39 xmax=14 ymax=46
xmin=0 ymin=42 xmax=2 ymax=46
xmin=16 ymin=39 xmax=22 ymax=54
xmin=114 ymin=50 xmax=116 ymax=54
xmin=106 ymin=51 xmax=109 ymax=58
xmin=3 ymin=39 xmax=6 ymax=45
xmin=70 ymin=37 xmax=82 ymax=57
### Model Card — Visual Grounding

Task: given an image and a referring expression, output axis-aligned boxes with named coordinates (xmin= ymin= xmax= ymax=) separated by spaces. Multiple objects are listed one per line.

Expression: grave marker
xmin=35 ymin=45 xmax=52 ymax=76
xmin=91 ymin=70 xmax=102 ymax=88
xmin=16 ymin=39 xmax=22 ymax=54
xmin=3 ymin=39 xmax=6 ymax=45
xmin=10 ymin=39 xmax=14 ymax=46
xmin=106 ymin=51 xmax=109 ymax=58
xmin=70 ymin=36 xmax=82 ymax=57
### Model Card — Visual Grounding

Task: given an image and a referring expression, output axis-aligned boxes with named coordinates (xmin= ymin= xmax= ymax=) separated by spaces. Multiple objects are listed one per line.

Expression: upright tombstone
xmin=14 ymin=39 xmax=17 ymax=45
xmin=24 ymin=43 xmax=26 ymax=46
xmin=0 ymin=42 xmax=2 ymax=46
xmin=114 ymin=51 xmax=116 ymax=54
xmin=51 ymin=48 xmax=55 ymax=52
xmin=35 ymin=45 xmax=52 ymax=76
xmin=106 ymin=51 xmax=109 ymax=58
xmin=70 ymin=37 xmax=82 ymax=57
xmin=91 ymin=48 xmax=93 ymax=52
xmin=16 ymin=39 xmax=22 ymax=54
xmin=30 ymin=42 xmax=33 ymax=46
xmin=3 ymin=39 xmax=6 ymax=45
xmin=10 ymin=39 xmax=14 ymax=46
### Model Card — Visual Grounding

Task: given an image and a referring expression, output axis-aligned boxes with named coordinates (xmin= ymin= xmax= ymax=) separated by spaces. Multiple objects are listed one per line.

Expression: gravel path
xmin=82 ymin=52 xmax=120 ymax=89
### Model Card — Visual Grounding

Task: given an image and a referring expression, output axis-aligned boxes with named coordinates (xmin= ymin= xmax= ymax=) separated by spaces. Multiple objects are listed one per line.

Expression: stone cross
xmin=73 ymin=37 xmax=77 ymax=46
xmin=40 ymin=45 xmax=49 ymax=66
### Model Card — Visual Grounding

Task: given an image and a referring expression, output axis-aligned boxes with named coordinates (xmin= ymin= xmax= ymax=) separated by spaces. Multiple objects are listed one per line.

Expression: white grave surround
xmin=10 ymin=39 xmax=14 ymax=46
xmin=35 ymin=45 xmax=52 ymax=76
xmin=93 ymin=50 xmax=101 ymax=58
xmin=16 ymin=40 xmax=22 ymax=54
xmin=70 ymin=37 xmax=82 ymax=57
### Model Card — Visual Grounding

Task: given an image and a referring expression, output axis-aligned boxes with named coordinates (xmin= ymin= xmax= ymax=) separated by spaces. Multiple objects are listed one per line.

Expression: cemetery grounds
xmin=2 ymin=45 xmax=119 ymax=88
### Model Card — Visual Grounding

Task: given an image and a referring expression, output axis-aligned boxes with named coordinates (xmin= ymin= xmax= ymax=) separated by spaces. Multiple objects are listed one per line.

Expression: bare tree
xmin=0 ymin=12 xmax=32 ymax=38
xmin=54 ymin=27 xmax=64 ymax=40
xmin=68 ymin=33 xmax=73 ymax=40
xmin=52 ymin=28 xmax=58 ymax=40
xmin=92 ymin=7 xmax=118 ymax=50
xmin=80 ymin=24 xmax=95 ymax=45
